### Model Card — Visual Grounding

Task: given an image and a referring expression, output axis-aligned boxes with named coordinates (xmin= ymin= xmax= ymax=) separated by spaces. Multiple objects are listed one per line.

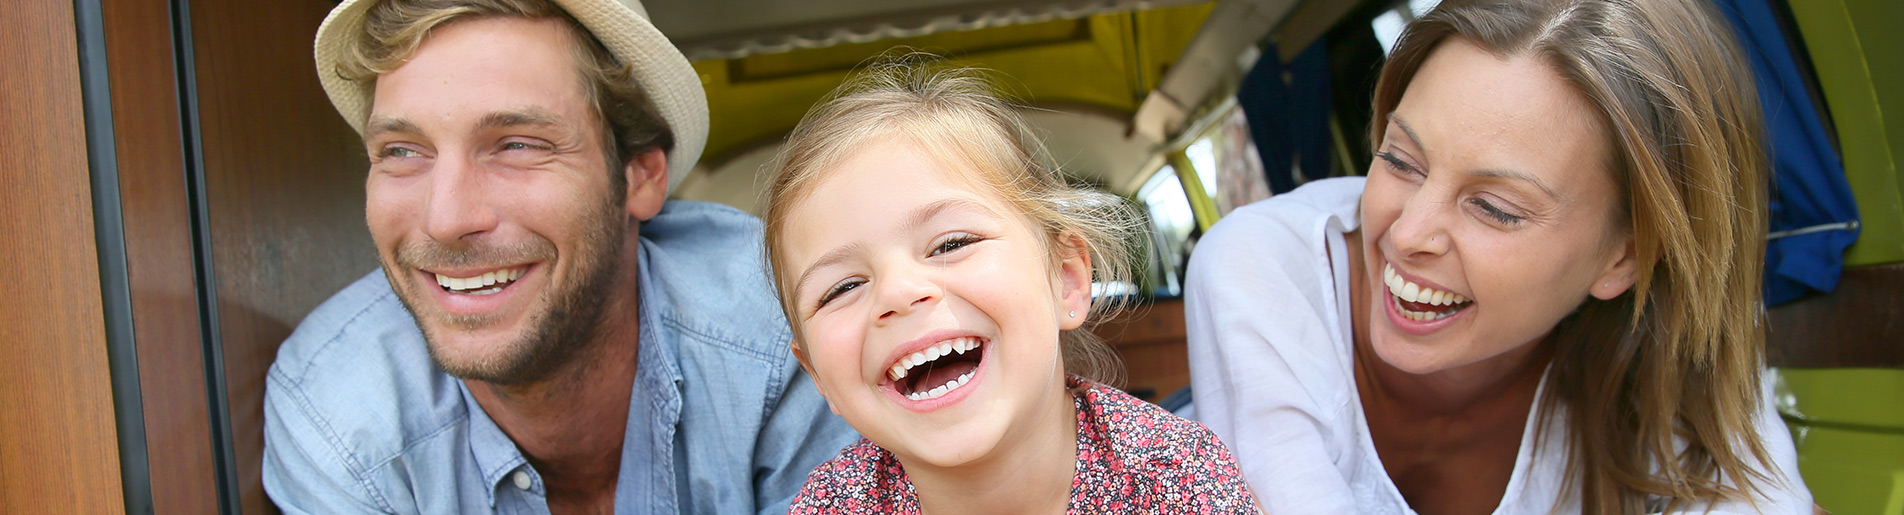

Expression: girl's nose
xmin=875 ymin=270 xmax=940 ymax=322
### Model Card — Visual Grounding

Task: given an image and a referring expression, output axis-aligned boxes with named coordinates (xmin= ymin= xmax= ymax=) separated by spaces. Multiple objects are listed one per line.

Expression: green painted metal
xmin=1776 ymin=368 xmax=1904 ymax=513
xmin=1168 ymin=150 xmax=1218 ymax=232
xmin=1785 ymin=0 xmax=1904 ymax=266
xmin=693 ymin=3 xmax=1215 ymax=167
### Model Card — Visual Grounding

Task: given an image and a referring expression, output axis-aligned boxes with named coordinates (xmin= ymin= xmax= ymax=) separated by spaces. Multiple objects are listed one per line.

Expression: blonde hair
xmin=334 ymin=0 xmax=672 ymax=179
xmin=763 ymin=58 xmax=1145 ymax=386
xmin=1373 ymin=0 xmax=1774 ymax=511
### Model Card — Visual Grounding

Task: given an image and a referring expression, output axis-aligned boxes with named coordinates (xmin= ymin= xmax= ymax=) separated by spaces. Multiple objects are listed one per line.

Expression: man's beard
xmin=383 ymin=195 xmax=629 ymax=386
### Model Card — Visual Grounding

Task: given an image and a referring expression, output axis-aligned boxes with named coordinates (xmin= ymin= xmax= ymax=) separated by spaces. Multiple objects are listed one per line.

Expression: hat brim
xmin=313 ymin=0 xmax=708 ymax=191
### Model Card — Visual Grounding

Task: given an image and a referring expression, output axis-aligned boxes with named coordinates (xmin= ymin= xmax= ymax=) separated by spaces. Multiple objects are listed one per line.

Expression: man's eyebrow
xmin=1475 ymin=168 xmax=1563 ymax=201
xmin=363 ymin=117 xmax=421 ymax=140
xmin=477 ymin=108 xmax=563 ymax=131
xmin=789 ymin=197 xmax=997 ymax=306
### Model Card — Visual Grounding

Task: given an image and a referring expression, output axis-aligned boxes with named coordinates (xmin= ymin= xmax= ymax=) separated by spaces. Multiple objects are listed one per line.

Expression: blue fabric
xmin=1238 ymin=41 xmax=1334 ymax=195
xmin=1715 ymin=0 xmax=1862 ymax=305
xmin=261 ymin=200 xmax=859 ymax=514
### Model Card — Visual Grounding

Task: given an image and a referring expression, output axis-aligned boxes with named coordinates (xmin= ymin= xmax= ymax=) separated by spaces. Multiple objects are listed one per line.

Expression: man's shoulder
xmin=641 ymin=200 xmax=792 ymax=362
xmin=266 ymin=270 xmax=470 ymax=470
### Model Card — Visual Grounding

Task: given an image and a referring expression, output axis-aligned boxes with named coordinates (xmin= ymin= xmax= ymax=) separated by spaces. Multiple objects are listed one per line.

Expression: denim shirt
xmin=262 ymin=201 xmax=858 ymax=514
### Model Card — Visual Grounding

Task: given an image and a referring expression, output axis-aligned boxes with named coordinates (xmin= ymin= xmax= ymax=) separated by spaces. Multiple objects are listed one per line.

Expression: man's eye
xmin=501 ymin=141 xmax=550 ymax=151
xmin=380 ymin=146 xmax=421 ymax=158
xmin=816 ymin=279 xmax=862 ymax=309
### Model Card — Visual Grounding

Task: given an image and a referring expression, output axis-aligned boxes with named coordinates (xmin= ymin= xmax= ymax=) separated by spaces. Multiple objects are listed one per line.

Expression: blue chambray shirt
xmin=261 ymin=201 xmax=858 ymax=514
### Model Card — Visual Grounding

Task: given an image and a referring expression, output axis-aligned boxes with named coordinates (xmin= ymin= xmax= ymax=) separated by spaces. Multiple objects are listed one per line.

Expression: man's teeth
xmin=887 ymin=337 xmax=980 ymax=381
xmin=435 ymin=267 xmax=527 ymax=294
xmin=906 ymin=371 xmax=975 ymax=402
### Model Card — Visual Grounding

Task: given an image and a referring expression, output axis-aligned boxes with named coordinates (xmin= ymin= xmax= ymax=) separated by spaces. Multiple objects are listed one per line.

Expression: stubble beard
xmin=384 ymin=194 xmax=629 ymax=386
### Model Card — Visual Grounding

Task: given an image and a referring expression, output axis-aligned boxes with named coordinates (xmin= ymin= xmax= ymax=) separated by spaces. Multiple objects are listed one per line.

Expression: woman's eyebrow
xmin=1474 ymin=168 xmax=1563 ymax=201
xmin=1389 ymin=112 xmax=1425 ymax=152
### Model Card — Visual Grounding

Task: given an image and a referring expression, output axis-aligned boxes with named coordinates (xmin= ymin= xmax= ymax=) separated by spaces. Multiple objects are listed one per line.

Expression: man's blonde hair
xmin=333 ymin=0 xmax=672 ymax=182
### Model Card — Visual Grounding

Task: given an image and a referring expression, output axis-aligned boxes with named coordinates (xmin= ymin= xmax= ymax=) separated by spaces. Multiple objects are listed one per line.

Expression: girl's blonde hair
xmin=763 ymin=57 xmax=1144 ymax=386
xmin=1373 ymin=0 xmax=1774 ymax=511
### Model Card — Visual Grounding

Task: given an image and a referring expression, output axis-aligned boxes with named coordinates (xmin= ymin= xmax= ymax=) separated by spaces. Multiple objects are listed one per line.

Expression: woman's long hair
xmin=1371 ymin=0 xmax=1775 ymax=511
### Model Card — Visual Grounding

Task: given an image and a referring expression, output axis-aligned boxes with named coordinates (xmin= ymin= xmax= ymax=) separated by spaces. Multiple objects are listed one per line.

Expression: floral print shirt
xmin=788 ymin=375 xmax=1258 ymax=514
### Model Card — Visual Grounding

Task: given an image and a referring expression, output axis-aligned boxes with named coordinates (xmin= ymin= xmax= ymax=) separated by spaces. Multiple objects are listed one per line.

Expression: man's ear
xmin=1056 ymin=233 xmax=1093 ymax=331
xmin=624 ymin=148 xmax=668 ymax=221
xmin=1590 ymin=237 xmax=1639 ymax=300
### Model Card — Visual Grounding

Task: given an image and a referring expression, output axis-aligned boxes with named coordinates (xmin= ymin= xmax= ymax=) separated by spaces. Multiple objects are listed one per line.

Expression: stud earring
xmin=1068 ymin=310 xmax=1077 ymax=318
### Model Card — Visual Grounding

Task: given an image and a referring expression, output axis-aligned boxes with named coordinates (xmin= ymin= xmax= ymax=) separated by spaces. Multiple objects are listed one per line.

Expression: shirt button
xmin=512 ymin=470 xmax=532 ymax=491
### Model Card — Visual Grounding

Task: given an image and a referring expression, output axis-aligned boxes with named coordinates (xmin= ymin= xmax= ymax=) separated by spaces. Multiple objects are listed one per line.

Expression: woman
xmin=1185 ymin=0 xmax=1811 ymax=512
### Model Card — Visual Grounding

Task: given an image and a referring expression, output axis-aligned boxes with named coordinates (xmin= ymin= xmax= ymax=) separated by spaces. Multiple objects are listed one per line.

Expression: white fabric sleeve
xmin=1185 ymin=211 xmax=1360 ymax=513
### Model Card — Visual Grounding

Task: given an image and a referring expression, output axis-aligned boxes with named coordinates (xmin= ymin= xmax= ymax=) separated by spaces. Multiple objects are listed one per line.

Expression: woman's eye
xmin=930 ymin=235 xmax=982 ymax=257
xmin=1374 ymin=151 xmax=1421 ymax=177
xmin=1470 ymin=197 xmax=1524 ymax=225
xmin=816 ymin=279 xmax=862 ymax=309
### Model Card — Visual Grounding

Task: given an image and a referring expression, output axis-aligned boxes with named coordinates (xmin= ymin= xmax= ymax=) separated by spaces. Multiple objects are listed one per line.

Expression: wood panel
xmin=1095 ymin=298 xmax=1192 ymax=402
xmin=0 ymin=0 xmax=129 ymax=512
xmin=103 ymin=0 xmax=221 ymax=511
xmin=1768 ymin=263 xmax=1904 ymax=368
xmin=187 ymin=0 xmax=377 ymax=512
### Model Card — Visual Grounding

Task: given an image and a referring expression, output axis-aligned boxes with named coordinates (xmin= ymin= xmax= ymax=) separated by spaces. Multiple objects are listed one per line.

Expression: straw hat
xmin=313 ymin=0 xmax=708 ymax=190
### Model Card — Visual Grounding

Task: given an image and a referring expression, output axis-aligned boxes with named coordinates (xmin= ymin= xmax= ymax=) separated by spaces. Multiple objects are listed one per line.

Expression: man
xmin=262 ymin=0 xmax=857 ymax=512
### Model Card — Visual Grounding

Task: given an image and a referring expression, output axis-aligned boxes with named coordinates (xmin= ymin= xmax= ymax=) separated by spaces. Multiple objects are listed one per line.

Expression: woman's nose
xmin=1387 ymin=188 xmax=1452 ymax=258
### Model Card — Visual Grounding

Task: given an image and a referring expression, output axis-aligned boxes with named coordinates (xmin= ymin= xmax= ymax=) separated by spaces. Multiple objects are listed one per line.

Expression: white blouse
xmin=1185 ymin=177 xmax=1811 ymax=514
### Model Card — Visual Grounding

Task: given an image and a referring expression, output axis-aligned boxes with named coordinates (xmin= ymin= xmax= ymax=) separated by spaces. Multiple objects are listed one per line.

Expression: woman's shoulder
xmin=1192 ymin=177 xmax=1363 ymax=287
xmin=787 ymin=438 xmax=918 ymax=514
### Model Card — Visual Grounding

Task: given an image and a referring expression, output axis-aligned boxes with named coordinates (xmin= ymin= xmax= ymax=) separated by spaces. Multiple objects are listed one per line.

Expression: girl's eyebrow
xmin=791 ymin=197 xmax=999 ymax=301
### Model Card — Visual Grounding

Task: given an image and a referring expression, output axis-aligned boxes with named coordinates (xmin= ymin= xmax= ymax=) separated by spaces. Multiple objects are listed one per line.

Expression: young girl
xmin=762 ymin=62 xmax=1258 ymax=514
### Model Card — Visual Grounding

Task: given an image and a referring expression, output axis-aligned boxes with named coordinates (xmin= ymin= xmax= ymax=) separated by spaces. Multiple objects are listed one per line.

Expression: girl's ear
xmin=789 ymin=338 xmax=826 ymax=398
xmin=1056 ymin=233 xmax=1093 ymax=331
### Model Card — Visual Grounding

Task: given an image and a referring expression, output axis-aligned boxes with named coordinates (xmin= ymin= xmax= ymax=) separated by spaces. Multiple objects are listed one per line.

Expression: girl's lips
xmin=882 ymin=338 xmax=989 ymax=413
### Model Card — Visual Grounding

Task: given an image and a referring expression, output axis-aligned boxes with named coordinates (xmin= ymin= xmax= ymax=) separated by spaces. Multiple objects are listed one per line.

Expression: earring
xmin=1068 ymin=310 xmax=1077 ymax=318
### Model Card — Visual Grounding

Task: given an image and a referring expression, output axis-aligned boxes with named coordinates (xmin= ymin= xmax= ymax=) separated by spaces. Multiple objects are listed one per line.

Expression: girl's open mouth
xmin=886 ymin=337 xmax=985 ymax=402
xmin=1384 ymin=263 xmax=1472 ymax=322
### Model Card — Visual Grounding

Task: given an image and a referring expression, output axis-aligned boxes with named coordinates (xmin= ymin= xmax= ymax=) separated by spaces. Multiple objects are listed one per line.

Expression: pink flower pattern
xmin=789 ymin=376 xmax=1258 ymax=514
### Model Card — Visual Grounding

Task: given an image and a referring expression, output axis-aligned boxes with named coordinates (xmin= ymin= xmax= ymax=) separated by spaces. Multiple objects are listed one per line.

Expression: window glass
xmin=1139 ymin=165 xmax=1195 ymax=297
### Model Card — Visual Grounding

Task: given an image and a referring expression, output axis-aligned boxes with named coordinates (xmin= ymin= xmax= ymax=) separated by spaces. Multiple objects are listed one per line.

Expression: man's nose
xmin=422 ymin=153 xmax=499 ymax=243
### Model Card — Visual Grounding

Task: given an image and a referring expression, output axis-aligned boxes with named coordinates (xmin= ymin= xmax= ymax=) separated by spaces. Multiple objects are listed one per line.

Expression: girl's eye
xmin=1374 ymin=151 xmax=1421 ymax=177
xmin=930 ymin=235 xmax=982 ymax=257
xmin=1470 ymin=197 xmax=1524 ymax=225
xmin=816 ymin=279 xmax=863 ymax=309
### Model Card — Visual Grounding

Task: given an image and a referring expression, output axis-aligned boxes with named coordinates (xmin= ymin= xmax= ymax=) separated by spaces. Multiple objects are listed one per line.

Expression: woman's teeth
xmin=1383 ymin=263 xmax=1470 ymax=321
xmin=906 ymin=371 xmax=975 ymax=401
xmin=435 ymin=267 xmax=526 ymax=295
xmin=888 ymin=337 xmax=980 ymax=381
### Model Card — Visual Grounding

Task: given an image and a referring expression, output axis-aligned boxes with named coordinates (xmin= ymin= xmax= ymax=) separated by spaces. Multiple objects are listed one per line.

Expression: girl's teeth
xmin=904 ymin=371 xmax=975 ymax=401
